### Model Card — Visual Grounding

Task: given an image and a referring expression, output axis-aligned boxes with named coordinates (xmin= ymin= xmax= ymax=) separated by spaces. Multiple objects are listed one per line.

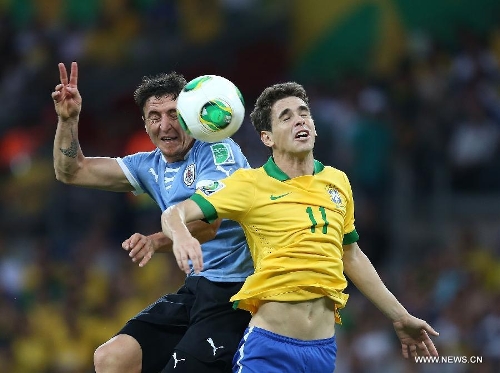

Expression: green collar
xmin=262 ymin=157 xmax=324 ymax=181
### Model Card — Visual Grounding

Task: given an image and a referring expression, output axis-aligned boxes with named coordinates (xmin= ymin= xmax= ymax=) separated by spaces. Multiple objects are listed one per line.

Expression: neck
xmin=272 ymin=152 xmax=314 ymax=178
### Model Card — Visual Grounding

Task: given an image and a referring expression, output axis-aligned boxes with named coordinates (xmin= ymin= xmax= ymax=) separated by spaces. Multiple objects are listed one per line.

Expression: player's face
xmin=143 ymin=94 xmax=194 ymax=162
xmin=265 ymin=96 xmax=316 ymax=156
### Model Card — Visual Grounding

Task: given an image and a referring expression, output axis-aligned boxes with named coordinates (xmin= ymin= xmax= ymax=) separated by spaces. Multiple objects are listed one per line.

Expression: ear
xmin=260 ymin=131 xmax=273 ymax=148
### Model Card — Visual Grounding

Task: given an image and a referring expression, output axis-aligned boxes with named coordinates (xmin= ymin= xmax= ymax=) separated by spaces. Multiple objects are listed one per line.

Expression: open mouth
xmin=161 ymin=136 xmax=178 ymax=141
xmin=295 ymin=129 xmax=310 ymax=139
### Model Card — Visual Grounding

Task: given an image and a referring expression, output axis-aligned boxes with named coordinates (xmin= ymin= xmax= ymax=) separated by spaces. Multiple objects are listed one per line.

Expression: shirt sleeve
xmin=342 ymin=172 xmax=359 ymax=245
xmin=190 ymin=169 xmax=255 ymax=223
xmin=116 ymin=155 xmax=145 ymax=195
xmin=193 ymin=140 xmax=250 ymax=187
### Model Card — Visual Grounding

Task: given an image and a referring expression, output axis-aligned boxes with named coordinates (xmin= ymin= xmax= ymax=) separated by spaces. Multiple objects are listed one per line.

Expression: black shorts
xmin=118 ymin=276 xmax=251 ymax=373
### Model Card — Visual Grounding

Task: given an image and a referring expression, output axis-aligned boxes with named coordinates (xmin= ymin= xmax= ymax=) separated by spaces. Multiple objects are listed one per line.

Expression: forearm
xmin=53 ymin=116 xmax=83 ymax=182
xmin=161 ymin=205 xmax=194 ymax=242
xmin=147 ymin=231 xmax=173 ymax=253
xmin=343 ymin=243 xmax=408 ymax=321
xmin=161 ymin=200 xmax=206 ymax=242
xmin=151 ymin=219 xmax=219 ymax=253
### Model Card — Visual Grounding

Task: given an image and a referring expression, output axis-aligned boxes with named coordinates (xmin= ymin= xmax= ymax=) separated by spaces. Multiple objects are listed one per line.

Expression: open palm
xmin=393 ymin=316 xmax=439 ymax=358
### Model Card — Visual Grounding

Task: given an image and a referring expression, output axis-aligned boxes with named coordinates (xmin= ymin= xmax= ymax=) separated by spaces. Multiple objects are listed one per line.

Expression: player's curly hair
xmin=133 ymin=72 xmax=187 ymax=116
xmin=250 ymin=82 xmax=310 ymax=133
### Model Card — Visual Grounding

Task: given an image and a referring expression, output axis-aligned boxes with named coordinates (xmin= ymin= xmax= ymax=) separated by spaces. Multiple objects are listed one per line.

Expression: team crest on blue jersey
xmin=210 ymin=143 xmax=235 ymax=165
xmin=198 ymin=180 xmax=225 ymax=196
xmin=183 ymin=164 xmax=195 ymax=186
xmin=326 ymin=184 xmax=345 ymax=209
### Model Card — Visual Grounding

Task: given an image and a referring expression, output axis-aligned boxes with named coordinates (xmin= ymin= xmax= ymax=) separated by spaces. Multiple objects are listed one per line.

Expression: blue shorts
xmin=232 ymin=326 xmax=337 ymax=373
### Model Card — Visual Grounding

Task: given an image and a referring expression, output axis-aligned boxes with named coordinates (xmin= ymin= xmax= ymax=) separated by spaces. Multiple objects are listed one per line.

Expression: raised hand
xmin=51 ymin=62 xmax=81 ymax=120
xmin=393 ymin=315 xmax=439 ymax=358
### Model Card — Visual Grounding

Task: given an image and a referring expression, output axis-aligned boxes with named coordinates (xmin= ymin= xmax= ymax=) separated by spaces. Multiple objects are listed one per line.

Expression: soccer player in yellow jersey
xmin=161 ymin=82 xmax=439 ymax=372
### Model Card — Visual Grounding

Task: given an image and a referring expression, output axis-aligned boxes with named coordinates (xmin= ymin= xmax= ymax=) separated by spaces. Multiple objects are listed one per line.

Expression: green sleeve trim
xmin=343 ymin=230 xmax=359 ymax=245
xmin=232 ymin=300 xmax=240 ymax=310
xmin=190 ymin=194 xmax=218 ymax=223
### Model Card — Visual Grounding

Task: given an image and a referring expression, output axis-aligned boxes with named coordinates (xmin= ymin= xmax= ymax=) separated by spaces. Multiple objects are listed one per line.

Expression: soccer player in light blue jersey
xmin=52 ymin=62 xmax=253 ymax=373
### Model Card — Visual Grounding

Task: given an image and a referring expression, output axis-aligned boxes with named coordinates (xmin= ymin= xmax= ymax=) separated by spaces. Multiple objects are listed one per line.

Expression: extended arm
xmin=123 ymin=218 xmax=222 ymax=267
xmin=342 ymin=242 xmax=439 ymax=358
xmin=161 ymin=199 xmax=207 ymax=274
xmin=52 ymin=62 xmax=132 ymax=191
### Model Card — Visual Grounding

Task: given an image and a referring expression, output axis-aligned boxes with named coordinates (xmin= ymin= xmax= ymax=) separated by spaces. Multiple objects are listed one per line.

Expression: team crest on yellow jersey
xmin=326 ymin=184 xmax=345 ymax=209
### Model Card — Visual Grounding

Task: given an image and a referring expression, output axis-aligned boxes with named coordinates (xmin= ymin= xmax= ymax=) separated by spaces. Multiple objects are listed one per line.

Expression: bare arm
xmin=52 ymin=62 xmax=132 ymax=191
xmin=123 ymin=219 xmax=222 ymax=267
xmin=343 ymin=242 xmax=439 ymax=358
xmin=343 ymin=242 xmax=407 ymax=320
xmin=161 ymin=199 xmax=206 ymax=274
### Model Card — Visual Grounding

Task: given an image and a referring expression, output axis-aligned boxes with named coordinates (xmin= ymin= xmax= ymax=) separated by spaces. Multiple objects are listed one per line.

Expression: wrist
xmin=58 ymin=115 xmax=79 ymax=124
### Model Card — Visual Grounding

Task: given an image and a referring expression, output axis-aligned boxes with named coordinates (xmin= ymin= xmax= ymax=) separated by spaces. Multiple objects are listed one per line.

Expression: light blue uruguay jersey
xmin=116 ymin=139 xmax=254 ymax=282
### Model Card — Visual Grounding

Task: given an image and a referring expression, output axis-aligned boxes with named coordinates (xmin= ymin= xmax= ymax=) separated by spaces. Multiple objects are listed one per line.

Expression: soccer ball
xmin=177 ymin=75 xmax=245 ymax=142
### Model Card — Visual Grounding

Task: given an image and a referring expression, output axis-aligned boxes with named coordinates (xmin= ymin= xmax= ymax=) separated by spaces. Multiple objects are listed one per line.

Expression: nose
xmin=159 ymin=115 xmax=174 ymax=131
xmin=294 ymin=116 xmax=306 ymax=127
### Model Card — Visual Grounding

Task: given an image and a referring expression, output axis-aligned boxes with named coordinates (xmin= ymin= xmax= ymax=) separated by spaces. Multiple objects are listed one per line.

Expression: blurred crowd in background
xmin=0 ymin=0 xmax=500 ymax=372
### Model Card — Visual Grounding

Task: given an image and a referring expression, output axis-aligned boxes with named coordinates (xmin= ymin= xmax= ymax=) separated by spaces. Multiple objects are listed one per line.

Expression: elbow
xmin=54 ymin=169 xmax=66 ymax=183
xmin=54 ymin=169 xmax=75 ymax=185
xmin=208 ymin=219 xmax=222 ymax=239
xmin=207 ymin=226 xmax=218 ymax=241
xmin=197 ymin=219 xmax=221 ymax=243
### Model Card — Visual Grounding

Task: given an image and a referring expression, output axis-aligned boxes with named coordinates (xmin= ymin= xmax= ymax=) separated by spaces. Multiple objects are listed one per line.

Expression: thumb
xmin=423 ymin=324 xmax=439 ymax=337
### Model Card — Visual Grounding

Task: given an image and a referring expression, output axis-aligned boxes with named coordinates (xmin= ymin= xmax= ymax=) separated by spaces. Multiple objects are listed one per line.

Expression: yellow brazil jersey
xmin=190 ymin=157 xmax=359 ymax=323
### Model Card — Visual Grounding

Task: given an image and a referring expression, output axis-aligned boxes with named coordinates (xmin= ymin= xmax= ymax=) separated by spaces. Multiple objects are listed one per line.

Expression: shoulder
xmin=323 ymin=165 xmax=347 ymax=177
xmin=319 ymin=165 xmax=352 ymax=185
xmin=122 ymin=149 xmax=161 ymax=161
xmin=232 ymin=167 xmax=258 ymax=177
xmin=194 ymin=138 xmax=244 ymax=154
xmin=193 ymin=139 xmax=249 ymax=167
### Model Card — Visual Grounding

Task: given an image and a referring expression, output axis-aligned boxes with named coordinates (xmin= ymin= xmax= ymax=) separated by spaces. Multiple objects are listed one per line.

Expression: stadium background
xmin=0 ymin=0 xmax=499 ymax=372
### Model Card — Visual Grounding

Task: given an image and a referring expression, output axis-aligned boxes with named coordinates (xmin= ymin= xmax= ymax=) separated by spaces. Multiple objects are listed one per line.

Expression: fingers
xmin=58 ymin=62 xmax=68 ymax=85
xmin=409 ymin=344 xmax=418 ymax=358
xmin=122 ymin=233 xmax=140 ymax=251
xmin=424 ymin=324 xmax=440 ymax=337
xmin=402 ymin=343 xmax=418 ymax=359
xmin=52 ymin=83 xmax=63 ymax=102
xmin=422 ymin=333 xmax=439 ymax=356
xmin=69 ymin=61 xmax=78 ymax=87
xmin=176 ymin=255 xmax=191 ymax=274
xmin=122 ymin=234 xmax=153 ymax=267
xmin=122 ymin=239 xmax=131 ymax=251
xmin=417 ymin=340 xmax=430 ymax=356
xmin=174 ymin=242 xmax=203 ymax=275
xmin=401 ymin=343 xmax=409 ymax=359
xmin=138 ymin=253 xmax=153 ymax=267
xmin=402 ymin=332 xmax=439 ymax=359
xmin=190 ymin=250 xmax=203 ymax=274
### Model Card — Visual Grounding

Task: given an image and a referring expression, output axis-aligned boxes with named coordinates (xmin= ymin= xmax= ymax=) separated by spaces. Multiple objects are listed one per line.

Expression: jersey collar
xmin=262 ymin=156 xmax=325 ymax=181
xmin=161 ymin=146 xmax=193 ymax=164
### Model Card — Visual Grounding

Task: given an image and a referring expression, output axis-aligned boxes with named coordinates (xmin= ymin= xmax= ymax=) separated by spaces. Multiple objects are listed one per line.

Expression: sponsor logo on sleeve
xmin=197 ymin=180 xmax=225 ymax=196
xmin=210 ymin=143 xmax=235 ymax=165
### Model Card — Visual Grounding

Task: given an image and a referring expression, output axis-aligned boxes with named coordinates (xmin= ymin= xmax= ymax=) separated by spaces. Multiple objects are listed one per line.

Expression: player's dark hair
xmin=250 ymin=82 xmax=310 ymax=133
xmin=134 ymin=72 xmax=187 ymax=116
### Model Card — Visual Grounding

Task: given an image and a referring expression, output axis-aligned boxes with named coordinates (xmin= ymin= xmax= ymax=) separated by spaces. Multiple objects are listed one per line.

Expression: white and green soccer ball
xmin=177 ymin=75 xmax=245 ymax=142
